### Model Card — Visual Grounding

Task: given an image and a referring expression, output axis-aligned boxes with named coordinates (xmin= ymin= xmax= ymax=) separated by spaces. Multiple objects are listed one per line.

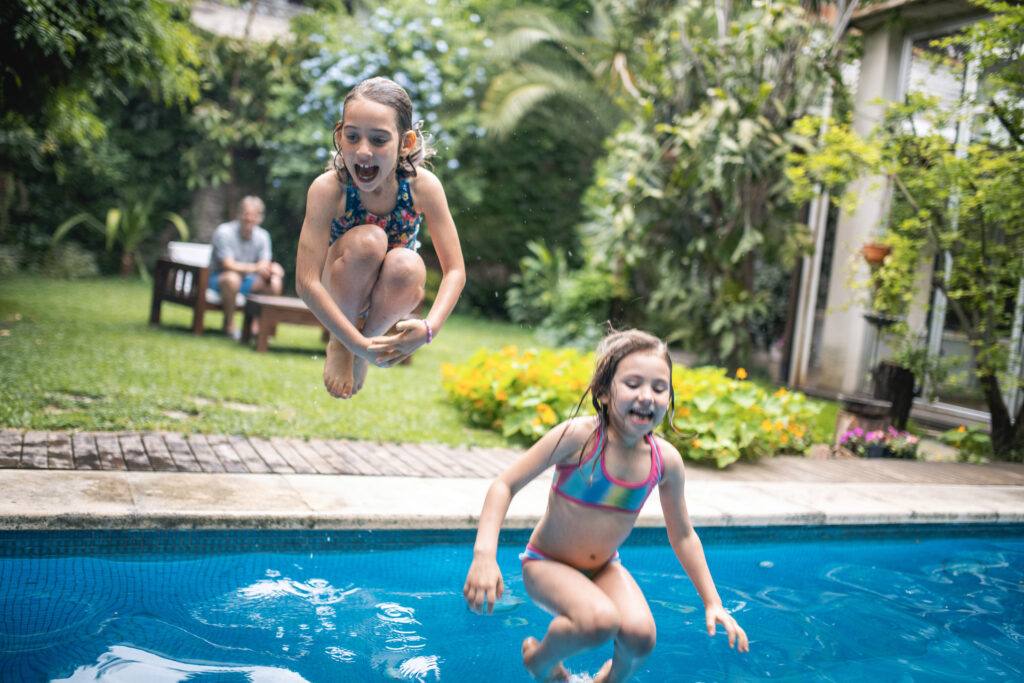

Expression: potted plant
xmin=885 ymin=427 xmax=919 ymax=459
xmin=862 ymin=241 xmax=892 ymax=267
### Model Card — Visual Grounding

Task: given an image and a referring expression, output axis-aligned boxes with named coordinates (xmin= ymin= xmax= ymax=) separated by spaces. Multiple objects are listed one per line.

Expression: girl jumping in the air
xmin=296 ymin=76 xmax=465 ymax=399
xmin=464 ymin=329 xmax=748 ymax=682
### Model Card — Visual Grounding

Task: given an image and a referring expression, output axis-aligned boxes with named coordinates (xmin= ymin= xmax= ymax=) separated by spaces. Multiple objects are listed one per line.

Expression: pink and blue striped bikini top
xmin=551 ymin=424 xmax=664 ymax=513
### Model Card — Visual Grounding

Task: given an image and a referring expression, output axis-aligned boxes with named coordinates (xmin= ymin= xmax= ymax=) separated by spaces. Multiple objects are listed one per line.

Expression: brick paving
xmin=0 ymin=429 xmax=523 ymax=478
xmin=3 ymin=428 xmax=1024 ymax=485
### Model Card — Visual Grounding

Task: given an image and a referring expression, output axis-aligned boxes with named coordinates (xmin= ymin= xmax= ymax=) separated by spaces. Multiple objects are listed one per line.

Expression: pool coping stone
xmin=2 ymin=469 xmax=1023 ymax=531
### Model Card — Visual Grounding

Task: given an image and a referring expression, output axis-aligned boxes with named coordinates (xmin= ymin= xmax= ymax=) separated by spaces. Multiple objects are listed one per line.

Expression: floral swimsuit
xmin=329 ymin=177 xmax=422 ymax=251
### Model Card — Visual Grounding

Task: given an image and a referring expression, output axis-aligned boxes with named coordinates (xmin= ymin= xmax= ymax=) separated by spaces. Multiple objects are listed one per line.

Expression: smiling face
xmin=336 ymin=97 xmax=415 ymax=193
xmin=237 ymin=200 xmax=263 ymax=239
xmin=601 ymin=350 xmax=672 ymax=439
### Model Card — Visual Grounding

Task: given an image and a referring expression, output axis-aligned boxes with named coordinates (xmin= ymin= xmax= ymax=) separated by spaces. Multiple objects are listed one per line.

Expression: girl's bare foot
xmin=352 ymin=356 xmax=369 ymax=395
xmin=593 ymin=659 xmax=613 ymax=683
xmin=324 ymin=337 xmax=356 ymax=399
xmin=522 ymin=637 xmax=569 ymax=682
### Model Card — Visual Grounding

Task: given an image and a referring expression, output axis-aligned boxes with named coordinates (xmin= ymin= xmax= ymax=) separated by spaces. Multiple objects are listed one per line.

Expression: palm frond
xmin=482 ymin=63 xmax=623 ymax=136
xmin=492 ymin=9 xmax=587 ymax=61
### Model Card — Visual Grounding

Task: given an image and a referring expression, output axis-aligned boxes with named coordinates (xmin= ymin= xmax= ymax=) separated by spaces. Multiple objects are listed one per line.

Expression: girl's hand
xmin=366 ymin=319 xmax=429 ymax=367
xmin=463 ymin=557 xmax=504 ymax=615
xmin=706 ymin=604 xmax=749 ymax=652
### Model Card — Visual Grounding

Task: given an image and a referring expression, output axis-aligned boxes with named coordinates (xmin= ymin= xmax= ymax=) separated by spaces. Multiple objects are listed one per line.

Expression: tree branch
xmin=991 ymin=99 xmax=1024 ymax=147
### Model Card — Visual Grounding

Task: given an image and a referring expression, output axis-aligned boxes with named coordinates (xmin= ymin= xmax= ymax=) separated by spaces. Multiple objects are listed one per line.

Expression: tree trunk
xmin=872 ymin=361 xmax=916 ymax=430
xmin=979 ymin=373 xmax=1024 ymax=462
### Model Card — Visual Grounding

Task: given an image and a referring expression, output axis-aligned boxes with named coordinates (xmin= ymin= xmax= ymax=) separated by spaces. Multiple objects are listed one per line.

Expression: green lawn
xmin=0 ymin=275 xmax=838 ymax=449
xmin=0 ymin=276 xmax=538 ymax=447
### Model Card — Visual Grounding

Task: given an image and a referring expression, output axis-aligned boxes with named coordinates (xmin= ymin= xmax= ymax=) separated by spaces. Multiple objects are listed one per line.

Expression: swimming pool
xmin=1 ymin=524 xmax=1022 ymax=682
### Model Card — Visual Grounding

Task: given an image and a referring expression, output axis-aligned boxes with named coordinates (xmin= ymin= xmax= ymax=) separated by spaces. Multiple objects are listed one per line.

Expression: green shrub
xmin=506 ymin=240 xmax=626 ymax=347
xmin=666 ymin=367 xmax=819 ymax=468
xmin=37 ymin=243 xmax=99 ymax=280
xmin=442 ymin=348 xmax=820 ymax=466
xmin=442 ymin=346 xmax=594 ymax=440
xmin=939 ymin=425 xmax=991 ymax=463
xmin=0 ymin=245 xmax=23 ymax=277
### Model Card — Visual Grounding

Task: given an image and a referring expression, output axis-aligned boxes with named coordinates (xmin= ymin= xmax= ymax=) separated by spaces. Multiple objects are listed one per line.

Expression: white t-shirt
xmin=210 ymin=220 xmax=272 ymax=275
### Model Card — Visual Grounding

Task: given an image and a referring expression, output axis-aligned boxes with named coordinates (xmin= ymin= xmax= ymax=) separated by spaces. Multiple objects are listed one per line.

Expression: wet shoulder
xmin=406 ymin=167 xmax=443 ymax=209
xmin=309 ymin=170 xmax=350 ymax=218
xmin=549 ymin=415 xmax=602 ymax=467
xmin=652 ymin=435 xmax=684 ymax=482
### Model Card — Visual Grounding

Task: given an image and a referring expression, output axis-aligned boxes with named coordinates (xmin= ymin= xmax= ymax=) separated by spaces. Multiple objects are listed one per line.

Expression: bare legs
xmin=521 ymin=561 xmax=656 ymax=683
xmin=322 ymin=225 xmax=425 ymax=398
xmin=220 ymin=263 xmax=284 ymax=337
xmin=218 ymin=271 xmax=243 ymax=337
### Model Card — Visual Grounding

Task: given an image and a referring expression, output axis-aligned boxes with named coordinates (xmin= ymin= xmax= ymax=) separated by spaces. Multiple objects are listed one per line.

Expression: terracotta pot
xmin=862 ymin=242 xmax=891 ymax=265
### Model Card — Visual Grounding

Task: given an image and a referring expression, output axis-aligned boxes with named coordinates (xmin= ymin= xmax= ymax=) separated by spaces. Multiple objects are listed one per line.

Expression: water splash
xmin=50 ymin=644 xmax=310 ymax=682
xmin=385 ymin=654 xmax=442 ymax=681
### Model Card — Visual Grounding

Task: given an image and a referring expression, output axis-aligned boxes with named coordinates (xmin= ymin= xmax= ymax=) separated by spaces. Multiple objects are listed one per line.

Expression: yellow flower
xmin=495 ymin=389 xmax=508 ymax=402
xmin=677 ymin=405 xmax=691 ymax=418
xmin=691 ymin=438 xmax=702 ymax=449
xmin=440 ymin=363 xmax=456 ymax=379
xmin=774 ymin=387 xmax=788 ymax=398
xmin=761 ymin=419 xmax=773 ymax=432
xmin=537 ymin=403 xmax=557 ymax=425
xmin=736 ymin=367 xmax=748 ymax=380
xmin=779 ymin=432 xmax=790 ymax=444
xmin=531 ymin=417 xmax=542 ymax=427
xmin=789 ymin=424 xmax=805 ymax=439
xmin=502 ymin=345 xmax=518 ymax=357
xmin=957 ymin=425 xmax=966 ymax=433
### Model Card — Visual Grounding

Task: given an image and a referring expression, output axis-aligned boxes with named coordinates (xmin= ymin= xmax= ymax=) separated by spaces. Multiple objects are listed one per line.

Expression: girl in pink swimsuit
xmin=464 ymin=329 xmax=749 ymax=682
xmin=295 ymin=77 xmax=466 ymax=400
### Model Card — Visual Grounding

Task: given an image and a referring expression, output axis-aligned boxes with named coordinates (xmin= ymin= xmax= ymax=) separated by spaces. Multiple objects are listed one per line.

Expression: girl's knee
xmin=617 ymin=618 xmax=656 ymax=657
xmin=577 ymin=604 xmax=620 ymax=645
xmin=380 ymin=250 xmax=426 ymax=289
xmin=340 ymin=225 xmax=389 ymax=261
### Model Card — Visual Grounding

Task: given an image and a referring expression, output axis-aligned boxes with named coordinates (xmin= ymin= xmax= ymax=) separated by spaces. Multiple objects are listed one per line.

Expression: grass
xmin=0 ymin=275 xmax=839 ymax=450
xmin=0 ymin=275 xmax=538 ymax=447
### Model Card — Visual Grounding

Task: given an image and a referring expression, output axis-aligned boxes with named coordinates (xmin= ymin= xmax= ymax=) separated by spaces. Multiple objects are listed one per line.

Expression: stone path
xmin=3 ymin=429 xmax=1024 ymax=485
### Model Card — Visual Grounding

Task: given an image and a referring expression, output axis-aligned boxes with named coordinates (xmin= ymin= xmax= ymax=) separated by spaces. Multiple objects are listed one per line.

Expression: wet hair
xmin=330 ymin=77 xmax=436 ymax=184
xmin=555 ymin=328 xmax=679 ymax=467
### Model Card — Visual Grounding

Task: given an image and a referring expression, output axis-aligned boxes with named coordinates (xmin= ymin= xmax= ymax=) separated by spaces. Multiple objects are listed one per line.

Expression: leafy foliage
xmin=54 ymin=189 xmax=189 ymax=278
xmin=441 ymin=346 xmax=820 ymax=466
xmin=442 ymin=345 xmax=594 ymax=440
xmin=0 ymin=0 xmax=201 ymax=174
xmin=665 ymin=367 xmax=819 ymax=467
xmin=506 ymin=241 xmax=627 ymax=346
xmin=556 ymin=0 xmax=853 ymax=364
xmin=788 ymin=0 xmax=1024 ymax=461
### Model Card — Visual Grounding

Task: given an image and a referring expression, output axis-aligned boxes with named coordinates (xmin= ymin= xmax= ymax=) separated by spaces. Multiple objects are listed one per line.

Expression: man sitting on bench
xmin=209 ymin=196 xmax=285 ymax=339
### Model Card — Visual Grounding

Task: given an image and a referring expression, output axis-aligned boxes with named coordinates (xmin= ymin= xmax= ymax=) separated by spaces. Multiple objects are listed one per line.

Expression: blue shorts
xmin=208 ymin=271 xmax=259 ymax=295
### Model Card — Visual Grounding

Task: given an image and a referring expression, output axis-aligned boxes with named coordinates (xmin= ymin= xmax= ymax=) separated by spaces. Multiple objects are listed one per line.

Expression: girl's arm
xmin=463 ymin=418 xmax=587 ymax=615
xmin=295 ymin=173 xmax=377 ymax=363
xmin=369 ymin=169 xmax=465 ymax=357
xmin=658 ymin=441 xmax=750 ymax=652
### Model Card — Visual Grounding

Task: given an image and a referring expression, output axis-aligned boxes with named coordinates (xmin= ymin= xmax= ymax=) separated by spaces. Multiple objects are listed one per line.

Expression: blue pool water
xmin=1 ymin=524 xmax=1022 ymax=682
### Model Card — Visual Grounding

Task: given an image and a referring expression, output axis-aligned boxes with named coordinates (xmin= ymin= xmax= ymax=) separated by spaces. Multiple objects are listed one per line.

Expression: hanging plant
xmin=862 ymin=242 xmax=892 ymax=266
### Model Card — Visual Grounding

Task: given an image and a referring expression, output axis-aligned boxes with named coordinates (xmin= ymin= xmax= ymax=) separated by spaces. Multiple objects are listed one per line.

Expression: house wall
xmin=814 ymin=22 xmax=908 ymax=394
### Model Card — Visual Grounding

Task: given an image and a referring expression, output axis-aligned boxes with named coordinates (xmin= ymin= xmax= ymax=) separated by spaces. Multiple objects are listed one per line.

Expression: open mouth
xmin=629 ymin=407 xmax=655 ymax=424
xmin=353 ymin=163 xmax=379 ymax=184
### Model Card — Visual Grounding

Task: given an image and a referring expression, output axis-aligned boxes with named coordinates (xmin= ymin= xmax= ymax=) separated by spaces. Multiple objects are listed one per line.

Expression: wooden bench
xmin=242 ymin=294 xmax=329 ymax=352
xmin=149 ymin=241 xmax=245 ymax=335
